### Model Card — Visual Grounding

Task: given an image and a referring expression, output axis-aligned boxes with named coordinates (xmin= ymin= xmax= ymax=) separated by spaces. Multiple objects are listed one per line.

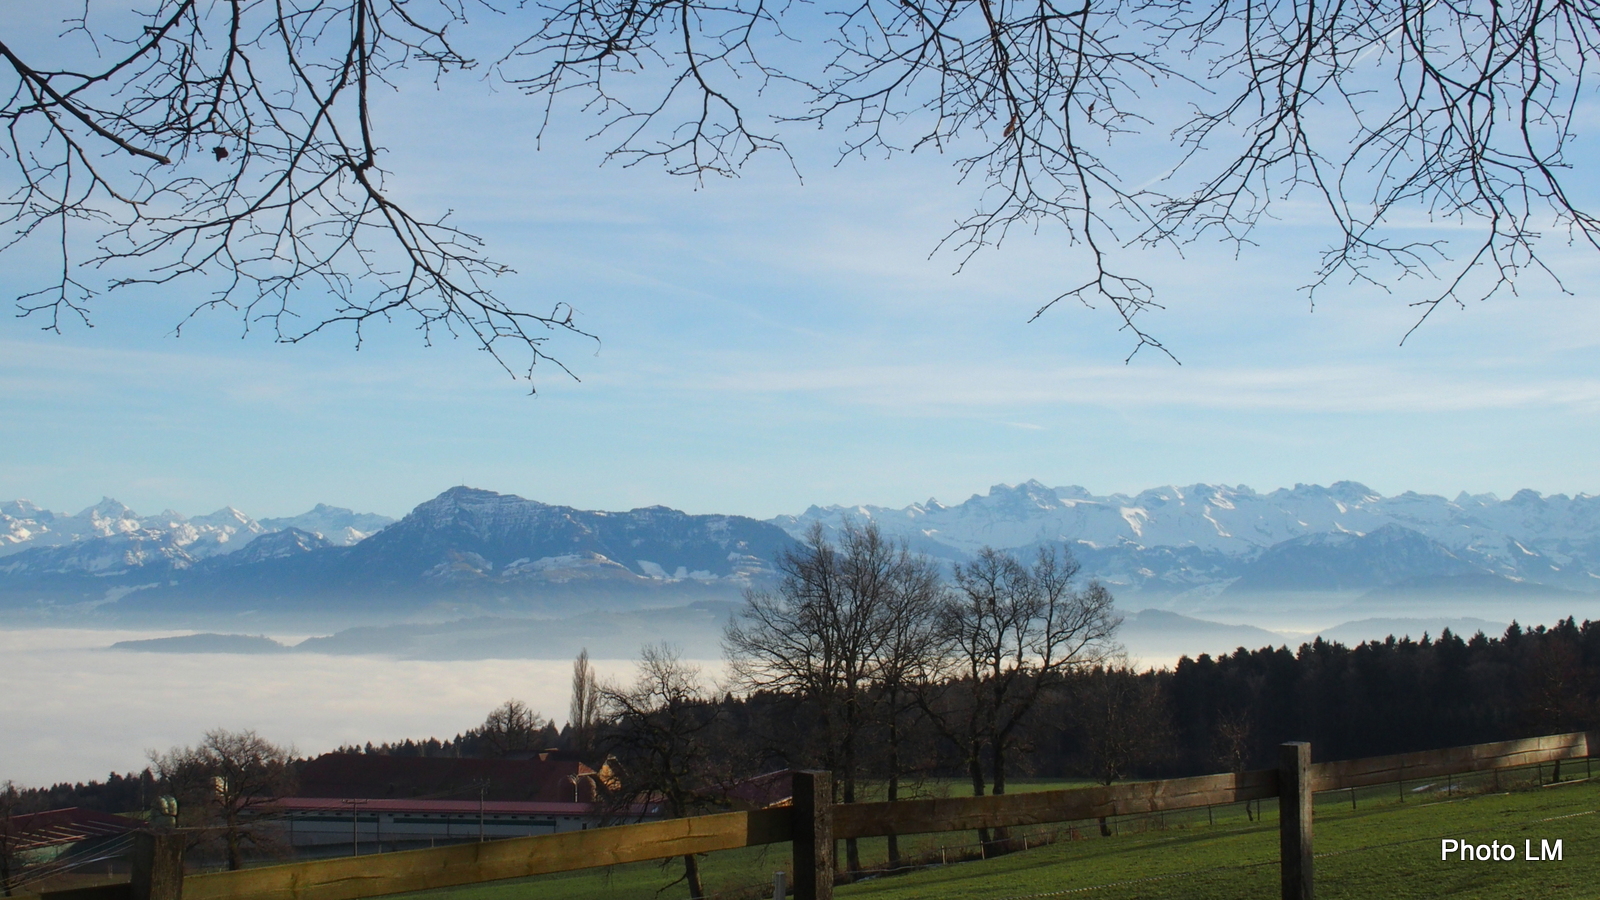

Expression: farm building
xmin=267 ymin=752 xmax=640 ymax=852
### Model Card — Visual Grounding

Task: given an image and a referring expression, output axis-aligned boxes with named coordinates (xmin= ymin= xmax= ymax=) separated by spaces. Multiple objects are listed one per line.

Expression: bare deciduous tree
xmin=1068 ymin=663 xmax=1171 ymax=834
xmin=923 ymin=545 xmax=1118 ymax=853
xmin=724 ymin=519 xmax=933 ymax=873
xmin=149 ymin=728 xmax=296 ymax=870
xmin=599 ymin=644 xmax=722 ymax=900
xmin=1213 ymin=698 xmax=1260 ymax=820
xmin=1214 ymin=711 xmax=1254 ymax=777
xmin=872 ymin=548 xmax=943 ymax=867
xmin=477 ymin=698 xmax=545 ymax=757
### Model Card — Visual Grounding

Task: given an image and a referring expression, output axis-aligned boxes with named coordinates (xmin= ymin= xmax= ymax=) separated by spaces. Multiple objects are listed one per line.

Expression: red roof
xmin=723 ymin=770 xmax=797 ymax=809
xmin=7 ymin=808 xmax=142 ymax=850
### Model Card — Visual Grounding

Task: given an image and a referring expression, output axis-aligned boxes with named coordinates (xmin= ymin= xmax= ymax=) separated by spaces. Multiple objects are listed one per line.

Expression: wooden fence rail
xmin=48 ymin=731 xmax=1597 ymax=900
xmin=1309 ymin=731 xmax=1590 ymax=792
xmin=183 ymin=808 xmax=794 ymax=900
xmin=832 ymin=768 xmax=1280 ymax=839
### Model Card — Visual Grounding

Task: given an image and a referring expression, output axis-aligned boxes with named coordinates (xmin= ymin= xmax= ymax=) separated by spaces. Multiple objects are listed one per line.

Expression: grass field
xmin=369 ymin=766 xmax=1600 ymax=900
xmin=838 ymin=781 xmax=1600 ymax=899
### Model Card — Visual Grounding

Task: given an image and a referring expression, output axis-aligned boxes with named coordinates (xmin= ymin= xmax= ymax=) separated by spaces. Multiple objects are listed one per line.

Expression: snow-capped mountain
xmin=0 ymin=487 xmax=794 ymax=627
xmin=340 ymin=486 xmax=786 ymax=587
xmin=259 ymin=504 xmax=393 ymax=546
xmin=773 ymin=480 xmax=1600 ymax=594
xmin=5 ymin=480 xmax=1599 ymax=630
xmin=0 ymin=497 xmax=394 ymax=567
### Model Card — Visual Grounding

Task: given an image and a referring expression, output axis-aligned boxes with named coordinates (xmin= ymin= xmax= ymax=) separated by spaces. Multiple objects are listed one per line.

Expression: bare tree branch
xmin=7 ymin=0 xmax=1595 ymax=363
xmin=2 ymin=2 xmax=592 ymax=386
xmin=506 ymin=0 xmax=1600 ymax=349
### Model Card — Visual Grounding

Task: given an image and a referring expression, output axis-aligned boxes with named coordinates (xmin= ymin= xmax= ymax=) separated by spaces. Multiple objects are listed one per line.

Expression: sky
xmin=4 ymin=10 xmax=1600 ymax=523
xmin=3 ymin=9 xmax=1600 ymax=788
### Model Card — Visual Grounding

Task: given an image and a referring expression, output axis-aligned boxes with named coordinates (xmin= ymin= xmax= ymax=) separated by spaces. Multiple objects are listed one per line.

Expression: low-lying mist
xmin=0 ymin=628 xmax=715 ymax=788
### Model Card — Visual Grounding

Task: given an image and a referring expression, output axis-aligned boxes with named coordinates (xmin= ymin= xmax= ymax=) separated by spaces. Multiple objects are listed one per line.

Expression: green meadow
xmin=389 ymin=766 xmax=1600 ymax=900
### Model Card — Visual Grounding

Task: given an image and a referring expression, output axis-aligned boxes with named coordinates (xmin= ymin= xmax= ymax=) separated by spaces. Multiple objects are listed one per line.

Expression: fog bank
xmin=0 ymin=629 xmax=704 ymax=788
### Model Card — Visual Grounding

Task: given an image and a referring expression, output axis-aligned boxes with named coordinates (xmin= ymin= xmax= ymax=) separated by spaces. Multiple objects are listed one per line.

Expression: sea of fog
xmin=0 ymin=628 xmax=717 ymax=789
xmin=2 ymin=609 xmax=1519 ymax=788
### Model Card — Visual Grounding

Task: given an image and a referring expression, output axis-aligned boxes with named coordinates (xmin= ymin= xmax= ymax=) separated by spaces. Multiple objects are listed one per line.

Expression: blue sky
xmin=4 ymin=36 xmax=1600 ymax=522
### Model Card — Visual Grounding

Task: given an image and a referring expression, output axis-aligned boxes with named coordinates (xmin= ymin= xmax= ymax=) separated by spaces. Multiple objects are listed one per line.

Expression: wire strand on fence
xmin=9 ymin=833 xmax=138 ymax=891
xmin=857 ymin=793 xmax=1600 ymax=900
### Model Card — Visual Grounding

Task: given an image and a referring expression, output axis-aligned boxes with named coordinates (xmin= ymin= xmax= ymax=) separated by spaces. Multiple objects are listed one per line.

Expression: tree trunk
xmin=885 ymin=774 xmax=901 ymax=866
xmin=886 ymin=706 xmax=901 ymax=867
xmin=842 ymin=743 xmax=860 ymax=873
xmin=683 ymin=853 xmax=704 ymax=899
xmin=225 ymin=811 xmax=243 ymax=870
xmin=967 ymin=739 xmax=991 ymax=851
xmin=842 ymin=693 xmax=861 ymax=874
xmin=989 ymin=730 xmax=1011 ymax=854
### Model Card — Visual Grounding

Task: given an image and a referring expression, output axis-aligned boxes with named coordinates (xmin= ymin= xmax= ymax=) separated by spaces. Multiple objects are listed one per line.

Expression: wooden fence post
xmin=1279 ymin=742 xmax=1313 ymax=900
xmin=131 ymin=831 xmax=185 ymax=900
xmin=792 ymin=771 xmax=833 ymax=900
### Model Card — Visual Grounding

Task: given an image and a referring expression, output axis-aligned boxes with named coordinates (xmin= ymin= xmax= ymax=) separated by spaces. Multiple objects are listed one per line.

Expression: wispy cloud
xmin=655 ymin=357 xmax=1600 ymax=415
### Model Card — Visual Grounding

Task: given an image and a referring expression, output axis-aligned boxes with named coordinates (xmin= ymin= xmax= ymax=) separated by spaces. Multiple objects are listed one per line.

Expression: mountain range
xmin=2 ymin=481 xmax=1597 ymax=630
xmin=0 ymin=487 xmax=792 ymax=627
xmin=0 ymin=498 xmax=392 ymax=562
xmin=782 ymin=481 xmax=1599 ymax=626
xmin=781 ymin=480 xmax=1600 ymax=586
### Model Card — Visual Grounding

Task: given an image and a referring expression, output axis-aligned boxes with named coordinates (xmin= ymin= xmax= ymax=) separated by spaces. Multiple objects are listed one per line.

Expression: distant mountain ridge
xmin=0 ymin=496 xmax=392 ymax=564
xmin=775 ymin=480 xmax=1600 ymax=593
xmin=5 ymin=480 xmax=1599 ymax=629
xmin=0 ymin=487 xmax=793 ymax=627
xmin=325 ymin=486 xmax=788 ymax=588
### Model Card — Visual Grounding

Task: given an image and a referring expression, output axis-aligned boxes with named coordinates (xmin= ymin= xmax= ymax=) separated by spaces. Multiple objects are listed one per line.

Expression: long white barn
xmin=267 ymin=797 xmax=643 ymax=853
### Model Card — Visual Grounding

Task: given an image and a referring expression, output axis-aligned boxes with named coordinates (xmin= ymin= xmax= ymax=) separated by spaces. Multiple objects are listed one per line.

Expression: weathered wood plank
xmin=792 ymin=771 xmax=833 ymax=900
xmin=833 ymin=769 xmax=1280 ymax=840
xmin=1310 ymin=732 xmax=1589 ymax=792
xmin=40 ymin=884 xmax=133 ymax=900
xmin=184 ymin=808 xmax=793 ymax=900
xmin=1279 ymin=743 xmax=1312 ymax=900
xmin=132 ymin=832 xmax=185 ymax=900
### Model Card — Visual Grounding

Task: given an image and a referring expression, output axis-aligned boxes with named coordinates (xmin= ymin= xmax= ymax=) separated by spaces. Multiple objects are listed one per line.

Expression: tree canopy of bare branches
xmin=148 ymin=728 xmax=296 ymax=871
xmin=504 ymin=0 xmax=1600 ymax=350
xmin=931 ymin=546 xmax=1119 ymax=802
xmin=7 ymin=0 xmax=1593 ymax=364
xmin=724 ymin=519 xmax=940 ymax=872
xmin=598 ymin=644 xmax=723 ymax=899
xmin=477 ymin=698 xmax=546 ymax=756
xmin=2 ymin=2 xmax=590 ymax=383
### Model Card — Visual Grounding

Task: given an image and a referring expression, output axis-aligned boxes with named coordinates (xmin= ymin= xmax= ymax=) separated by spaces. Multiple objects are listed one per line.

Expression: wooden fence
xmin=47 ymin=731 xmax=1595 ymax=900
